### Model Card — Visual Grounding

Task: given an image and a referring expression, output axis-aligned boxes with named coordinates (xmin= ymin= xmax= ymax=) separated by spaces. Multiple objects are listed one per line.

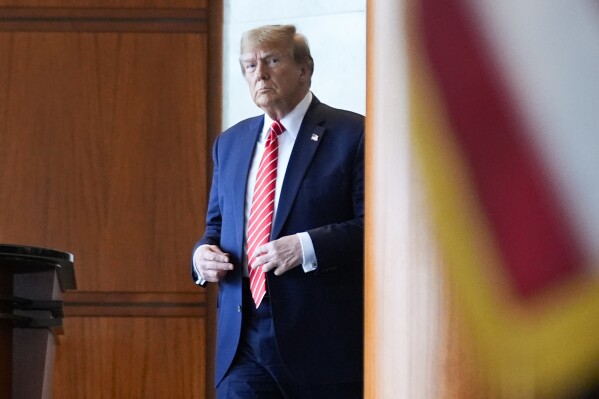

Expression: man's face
xmin=240 ymin=42 xmax=308 ymax=119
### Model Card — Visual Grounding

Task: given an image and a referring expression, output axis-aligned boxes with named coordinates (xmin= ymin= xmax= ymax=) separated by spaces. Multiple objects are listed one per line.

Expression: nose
xmin=255 ymin=61 xmax=269 ymax=80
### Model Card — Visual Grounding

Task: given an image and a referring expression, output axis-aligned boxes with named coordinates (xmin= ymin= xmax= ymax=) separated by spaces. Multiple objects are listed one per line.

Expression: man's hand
xmin=194 ymin=245 xmax=234 ymax=282
xmin=252 ymin=235 xmax=302 ymax=276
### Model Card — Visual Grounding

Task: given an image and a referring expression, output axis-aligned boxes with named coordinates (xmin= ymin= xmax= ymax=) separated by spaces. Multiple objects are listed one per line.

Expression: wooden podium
xmin=0 ymin=244 xmax=76 ymax=399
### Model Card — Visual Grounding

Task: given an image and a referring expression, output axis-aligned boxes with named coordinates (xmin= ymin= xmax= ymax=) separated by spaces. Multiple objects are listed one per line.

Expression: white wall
xmin=222 ymin=0 xmax=367 ymax=129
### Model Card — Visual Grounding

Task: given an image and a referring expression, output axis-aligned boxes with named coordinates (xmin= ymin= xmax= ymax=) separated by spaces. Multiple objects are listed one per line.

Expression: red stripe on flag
xmin=418 ymin=0 xmax=584 ymax=297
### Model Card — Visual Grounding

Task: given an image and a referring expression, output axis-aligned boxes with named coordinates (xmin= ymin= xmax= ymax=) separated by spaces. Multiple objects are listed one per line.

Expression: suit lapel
xmin=272 ymin=98 xmax=325 ymax=239
xmin=233 ymin=116 xmax=263 ymax=255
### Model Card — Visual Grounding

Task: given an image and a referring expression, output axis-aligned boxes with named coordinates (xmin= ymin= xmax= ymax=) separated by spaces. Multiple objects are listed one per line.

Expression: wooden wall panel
xmin=0 ymin=1 xmax=207 ymax=8
xmin=0 ymin=9 xmax=207 ymax=33
xmin=53 ymin=317 xmax=206 ymax=398
xmin=0 ymin=32 xmax=207 ymax=292
xmin=0 ymin=3 xmax=220 ymax=397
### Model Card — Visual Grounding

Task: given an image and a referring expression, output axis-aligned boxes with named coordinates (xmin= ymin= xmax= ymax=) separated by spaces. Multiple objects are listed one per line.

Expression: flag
xmin=409 ymin=0 xmax=599 ymax=397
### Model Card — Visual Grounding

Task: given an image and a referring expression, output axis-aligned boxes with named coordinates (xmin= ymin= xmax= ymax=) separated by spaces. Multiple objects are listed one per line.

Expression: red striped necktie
xmin=247 ymin=120 xmax=285 ymax=308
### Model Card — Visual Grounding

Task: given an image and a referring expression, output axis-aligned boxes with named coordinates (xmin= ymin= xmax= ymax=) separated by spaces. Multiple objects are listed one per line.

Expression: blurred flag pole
xmin=365 ymin=0 xmax=445 ymax=398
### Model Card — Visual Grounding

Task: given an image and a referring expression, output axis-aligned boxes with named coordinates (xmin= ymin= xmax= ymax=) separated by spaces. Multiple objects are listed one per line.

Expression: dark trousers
xmin=216 ymin=280 xmax=362 ymax=399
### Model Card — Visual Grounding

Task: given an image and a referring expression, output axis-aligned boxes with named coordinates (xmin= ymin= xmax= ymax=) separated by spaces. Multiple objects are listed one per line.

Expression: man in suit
xmin=192 ymin=24 xmax=364 ymax=398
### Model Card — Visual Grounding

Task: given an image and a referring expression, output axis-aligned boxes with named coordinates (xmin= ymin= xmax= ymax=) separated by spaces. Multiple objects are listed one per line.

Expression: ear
xmin=298 ymin=64 xmax=310 ymax=84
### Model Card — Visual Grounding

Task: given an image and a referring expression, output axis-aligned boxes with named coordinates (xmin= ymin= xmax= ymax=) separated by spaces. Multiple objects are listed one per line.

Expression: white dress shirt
xmin=194 ymin=92 xmax=317 ymax=283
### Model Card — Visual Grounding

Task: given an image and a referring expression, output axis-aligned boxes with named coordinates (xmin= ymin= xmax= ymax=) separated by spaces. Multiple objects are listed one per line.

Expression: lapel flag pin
xmin=311 ymin=134 xmax=319 ymax=142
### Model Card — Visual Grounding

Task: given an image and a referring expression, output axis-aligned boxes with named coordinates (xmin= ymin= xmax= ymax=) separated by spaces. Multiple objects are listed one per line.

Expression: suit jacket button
xmin=237 ymin=305 xmax=242 ymax=312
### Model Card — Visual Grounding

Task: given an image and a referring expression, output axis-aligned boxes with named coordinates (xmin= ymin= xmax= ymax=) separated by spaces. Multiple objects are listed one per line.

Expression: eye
xmin=245 ymin=63 xmax=256 ymax=71
xmin=267 ymin=57 xmax=279 ymax=65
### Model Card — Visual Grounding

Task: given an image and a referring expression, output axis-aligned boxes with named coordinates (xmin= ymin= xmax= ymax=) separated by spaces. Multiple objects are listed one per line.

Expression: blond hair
xmin=240 ymin=24 xmax=314 ymax=78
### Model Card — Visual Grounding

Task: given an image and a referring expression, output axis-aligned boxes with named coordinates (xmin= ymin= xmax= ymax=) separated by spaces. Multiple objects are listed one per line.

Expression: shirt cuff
xmin=297 ymin=232 xmax=317 ymax=273
xmin=192 ymin=246 xmax=207 ymax=285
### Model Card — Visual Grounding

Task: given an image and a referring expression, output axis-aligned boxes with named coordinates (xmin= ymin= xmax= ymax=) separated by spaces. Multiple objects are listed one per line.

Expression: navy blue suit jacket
xmin=194 ymin=96 xmax=365 ymax=387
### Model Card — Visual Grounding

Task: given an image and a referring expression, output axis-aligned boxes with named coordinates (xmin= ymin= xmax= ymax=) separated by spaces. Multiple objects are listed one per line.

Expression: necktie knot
xmin=266 ymin=120 xmax=285 ymax=144
xmin=270 ymin=120 xmax=285 ymax=136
